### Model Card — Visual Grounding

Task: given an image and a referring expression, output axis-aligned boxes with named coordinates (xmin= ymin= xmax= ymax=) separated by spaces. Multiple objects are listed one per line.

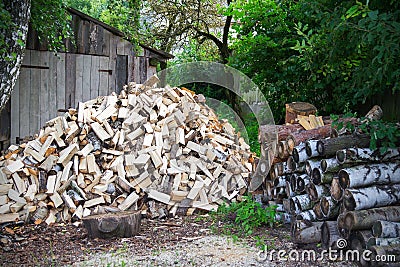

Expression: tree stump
xmin=285 ymin=102 xmax=317 ymax=124
xmin=82 ymin=210 xmax=142 ymax=239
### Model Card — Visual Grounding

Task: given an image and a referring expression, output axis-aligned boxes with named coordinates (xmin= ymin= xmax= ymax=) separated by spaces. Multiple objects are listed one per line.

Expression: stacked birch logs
xmin=0 ymin=78 xmax=255 ymax=225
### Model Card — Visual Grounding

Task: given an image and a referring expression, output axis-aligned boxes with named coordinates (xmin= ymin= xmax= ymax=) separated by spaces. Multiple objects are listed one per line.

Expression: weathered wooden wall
xmin=1 ymin=8 xmax=166 ymax=146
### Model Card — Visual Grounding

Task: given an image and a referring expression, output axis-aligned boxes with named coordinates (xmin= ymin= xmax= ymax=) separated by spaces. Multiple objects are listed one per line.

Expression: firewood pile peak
xmin=0 ymin=77 xmax=255 ymax=225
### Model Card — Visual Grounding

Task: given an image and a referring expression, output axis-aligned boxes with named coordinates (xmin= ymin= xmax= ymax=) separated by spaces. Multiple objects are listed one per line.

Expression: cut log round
xmin=343 ymin=206 xmax=400 ymax=231
xmin=296 ymin=174 xmax=310 ymax=193
xmin=344 ymin=184 xmax=400 ymax=211
xmin=289 ymin=174 xmax=297 ymax=193
xmin=338 ymin=162 xmax=400 ymax=189
xmin=370 ymin=244 xmax=400 ymax=265
xmin=305 ymin=140 xmax=319 ymax=158
xmin=330 ymin=176 xmax=344 ymax=202
xmin=337 ymin=213 xmax=351 ymax=239
xmin=367 ymin=237 xmax=400 ymax=248
xmin=312 ymin=201 xmax=324 ymax=220
xmin=311 ymin=168 xmax=334 ymax=185
xmin=285 ymin=102 xmax=317 ymax=124
xmin=349 ymin=230 xmax=373 ymax=251
xmin=292 ymin=143 xmax=308 ymax=164
xmin=286 ymin=125 xmax=336 ymax=154
xmin=316 ymin=134 xmax=370 ymax=157
xmin=286 ymin=156 xmax=297 ymax=173
xmin=320 ymin=196 xmax=340 ymax=219
xmin=336 ymin=147 xmax=400 ymax=165
xmin=307 ymin=183 xmax=330 ymax=202
xmin=285 ymin=180 xmax=295 ymax=198
xmin=278 ymin=141 xmax=290 ymax=159
xmin=372 ymin=220 xmax=400 ymax=238
xmin=82 ymin=210 xmax=141 ymax=239
xmin=321 ymin=221 xmax=341 ymax=249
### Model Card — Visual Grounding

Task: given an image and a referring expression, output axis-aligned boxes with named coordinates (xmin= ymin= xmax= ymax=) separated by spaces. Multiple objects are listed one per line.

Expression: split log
xmin=338 ymin=162 xmax=400 ymax=189
xmin=286 ymin=125 xmax=336 ymax=154
xmin=82 ymin=210 xmax=141 ymax=239
xmin=305 ymin=140 xmax=319 ymax=158
xmin=330 ymin=176 xmax=344 ymax=202
xmin=316 ymin=134 xmax=370 ymax=157
xmin=292 ymin=221 xmax=323 ymax=244
xmin=321 ymin=221 xmax=341 ymax=249
xmin=343 ymin=206 xmax=400 ymax=231
xmin=343 ymin=184 xmax=400 ymax=211
xmin=336 ymin=147 xmax=400 ymax=165
xmin=292 ymin=143 xmax=308 ymax=164
xmin=349 ymin=230 xmax=373 ymax=251
xmin=372 ymin=220 xmax=400 ymax=238
xmin=367 ymin=237 xmax=400 ymax=248
xmin=311 ymin=168 xmax=334 ymax=185
xmin=306 ymin=183 xmax=330 ymax=202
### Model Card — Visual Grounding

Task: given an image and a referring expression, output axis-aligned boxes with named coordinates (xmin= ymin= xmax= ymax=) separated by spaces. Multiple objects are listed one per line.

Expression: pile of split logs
xmin=261 ymin=105 xmax=400 ymax=263
xmin=0 ymin=76 xmax=254 ymax=225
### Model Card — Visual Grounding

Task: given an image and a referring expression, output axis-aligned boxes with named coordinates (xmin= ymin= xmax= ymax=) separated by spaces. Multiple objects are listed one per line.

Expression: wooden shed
xmin=0 ymin=7 xmax=173 ymax=148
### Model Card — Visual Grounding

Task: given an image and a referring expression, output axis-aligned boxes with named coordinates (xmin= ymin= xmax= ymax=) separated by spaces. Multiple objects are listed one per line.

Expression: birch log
xmin=320 ymin=196 xmax=340 ymax=219
xmin=307 ymin=183 xmax=330 ymax=202
xmin=343 ymin=184 xmax=400 ymax=211
xmin=286 ymin=125 xmax=336 ymax=154
xmin=343 ymin=206 xmax=400 ymax=231
xmin=297 ymin=209 xmax=317 ymax=221
xmin=349 ymin=230 xmax=373 ymax=251
xmin=330 ymin=176 xmax=343 ymax=202
xmin=305 ymin=140 xmax=319 ymax=158
xmin=367 ymin=237 xmax=400 ymax=248
xmin=296 ymin=174 xmax=310 ymax=193
xmin=338 ymin=162 xmax=400 ymax=189
xmin=292 ymin=143 xmax=308 ymax=163
xmin=316 ymin=134 xmax=370 ymax=157
xmin=372 ymin=220 xmax=400 ymax=238
xmin=311 ymin=168 xmax=334 ymax=185
xmin=321 ymin=221 xmax=342 ymax=249
xmin=293 ymin=221 xmax=323 ymax=244
xmin=337 ymin=213 xmax=351 ymax=239
xmin=336 ymin=147 xmax=400 ymax=165
xmin=312 ymin=201 xmax=324 ymax=220
xmin=305 ymin=159 xmax=320 ymax=177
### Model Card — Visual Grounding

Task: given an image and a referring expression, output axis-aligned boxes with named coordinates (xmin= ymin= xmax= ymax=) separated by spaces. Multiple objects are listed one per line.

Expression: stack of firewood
xmin=0 ymin=76 xmax=255 ymax=225
xmin=262 ymin=106 xmax=400 ymax=263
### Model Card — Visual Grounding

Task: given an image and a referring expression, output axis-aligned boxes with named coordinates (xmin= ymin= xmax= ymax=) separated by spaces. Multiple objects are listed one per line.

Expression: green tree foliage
xmin=228 ymin=0 xmax=400 ymax=122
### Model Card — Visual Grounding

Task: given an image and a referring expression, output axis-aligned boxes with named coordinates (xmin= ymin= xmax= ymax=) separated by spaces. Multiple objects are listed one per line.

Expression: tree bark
xmin=338 ymin=162 xmax=400 ymax=189
xmin=321 ymin=221 xmax=341 ymax=249
xmin=305 ymin=140 xmax=319 ymax=158
xmin=316 ymin=134 xmax=370 ymax=157
xmin=292 ymin=142 xmax=308 ymax=163
xmin=82 ymin=210 xmax=142 ymax=239
xmin=0 ymin=0 xmax=31 ymax=111
xmin=343 ymin=206 xmax=400 ymax=231
xmin=286 ymin=125 xmax=336 ymax=154
xmin=336 ymin=147 xmax=400 ymax=165
xmin=372 ymin=220 xmax=400 ymax=238
xmin=344 ymin=185 xmax=400 ymax=211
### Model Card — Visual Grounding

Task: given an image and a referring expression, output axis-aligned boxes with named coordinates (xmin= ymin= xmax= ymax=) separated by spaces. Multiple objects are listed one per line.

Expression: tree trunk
xmin=343 ymin=206 xmax=400 ymax=231
xmin=367 ymin=237 xmax=400 ymax=248
xmin=286 ymin=125 xmax=336 ymax=154
xmin=292 ymin=142 xmax=308 ymax=163
xmin=349 ymin=230 xmax=373 ymax=251
xmin=0 ymin=0 xmax=31 ymax=111
xmin=320 ymin=196 xmax=340 ymax=219
xmin=305 ymin=140 xmax=319 ymax=158
xmin=82 ymin=210 xmax=142 ymax=239
xmin=307 ymin=183 xmax=330 ymax=202
xmin=372 ymin=220 xmax=400 ymax=238
xmin=370 ymin=244 xmax=400 ymax=265
xmin=330 ymin=176 xmax=344 ymax=202
xmin=316 ymin=134 xmax=370 ymax=157
xmin=289 ymin=174 xmax=298 ymax=193
xmin=344 ymin=184 xmax=400 ymax=211
xmin=321 ymin=221 xmax=341 ymax=249
xmin=293 ymin=221 xmax=323 ymax=244
xmin=338 ymin=162 xmax=400 ymax=189
xmin=336 ymin=147 xmax=400 ymax=165
xmin=311 ymin=168 xmax=334 ymax=185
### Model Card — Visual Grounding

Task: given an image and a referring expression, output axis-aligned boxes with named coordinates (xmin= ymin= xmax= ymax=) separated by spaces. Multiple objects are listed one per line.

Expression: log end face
xmin=311 ymin=168 xmax=321 ymax=185
xmin=338 ymin=170 xmax=350 ymax=189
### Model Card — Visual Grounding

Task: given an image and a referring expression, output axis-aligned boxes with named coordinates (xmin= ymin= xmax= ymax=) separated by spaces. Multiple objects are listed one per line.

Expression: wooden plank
xmin=116 ymin=55 xmax=128 ymax=93
xmin=10 ymin=71 xmax=20 ymax=144
xmin=75 ymin=54 xmax=84 ymax=107
xmin=90 ymin=55 xmax=99 ymax=99
xmin=108 ymin=34 xmax=117 ymax=94
xmin=39 ymin=51 xmax=50 ymax=128
xmin=19 ymin=50 xmax=31 ymax=139
xmin=65 ymin=53 xmax=76 ymax=108
xmin=98 ymin=56 xmax=109 ymax=97
xmin=139 ymin=57 xmax=147 ymax=83
xmin=29 ymin=51 xmax=40 ymax=135
xmin=82 ymin=55 xmax=92 ymax=102
xmin=48 ymin=51 xmax=57 ymax=120
xmin=56 ymin=53 xmax=66 ymax=111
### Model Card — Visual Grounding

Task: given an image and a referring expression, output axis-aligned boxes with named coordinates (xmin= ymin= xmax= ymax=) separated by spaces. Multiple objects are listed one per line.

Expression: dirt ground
xmin=0 ymin=215 xmax=356 ymax=267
